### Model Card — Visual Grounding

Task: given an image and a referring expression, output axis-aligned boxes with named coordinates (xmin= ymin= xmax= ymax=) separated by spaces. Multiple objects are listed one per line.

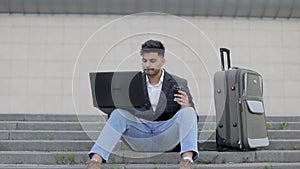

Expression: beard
xmin=144 ymin=68 xmax=161 ymax=77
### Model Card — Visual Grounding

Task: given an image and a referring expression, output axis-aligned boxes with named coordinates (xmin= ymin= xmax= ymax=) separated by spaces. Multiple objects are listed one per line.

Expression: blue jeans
xmin=89 ymin=107 xmax=199 ymax=162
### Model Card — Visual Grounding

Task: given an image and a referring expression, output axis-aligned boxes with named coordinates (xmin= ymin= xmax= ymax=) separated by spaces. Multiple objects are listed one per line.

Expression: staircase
xmin=0 ymin=114 xmax=299 ymax=169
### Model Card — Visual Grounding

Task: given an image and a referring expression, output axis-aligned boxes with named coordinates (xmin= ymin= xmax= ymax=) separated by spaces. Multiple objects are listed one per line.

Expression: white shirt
xmin=146 ymin=70 xmax=164 ymax=111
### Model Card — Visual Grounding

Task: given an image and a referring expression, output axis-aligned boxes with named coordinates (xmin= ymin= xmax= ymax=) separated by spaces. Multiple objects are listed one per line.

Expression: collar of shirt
xmin=146 ymin=69 xmax=164 ymax=87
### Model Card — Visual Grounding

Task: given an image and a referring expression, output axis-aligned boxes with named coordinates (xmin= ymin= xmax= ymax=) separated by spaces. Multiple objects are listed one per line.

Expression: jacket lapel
xmin=155 ymin=71 xmax=174 ymax=114
xmin=142 ymin=73 xmax=153 ymax=111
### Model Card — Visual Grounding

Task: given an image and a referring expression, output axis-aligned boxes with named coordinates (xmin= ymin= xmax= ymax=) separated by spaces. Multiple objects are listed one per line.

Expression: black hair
xmin=140 ymin=39 xmax=165 ymax=57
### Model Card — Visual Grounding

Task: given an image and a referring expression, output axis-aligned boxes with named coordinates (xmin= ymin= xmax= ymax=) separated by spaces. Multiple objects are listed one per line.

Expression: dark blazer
xmin=102 ymin=70 xmax=197 ymax=121
xmin=135 ymin=70 xmax=196 ymax=121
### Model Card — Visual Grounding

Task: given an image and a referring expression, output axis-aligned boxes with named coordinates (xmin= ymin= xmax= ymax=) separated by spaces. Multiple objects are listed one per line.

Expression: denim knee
xmin=178 ymin=107 xmax=197 ymax=120
xmin=110 ymin=109 xmax=133 ymax=119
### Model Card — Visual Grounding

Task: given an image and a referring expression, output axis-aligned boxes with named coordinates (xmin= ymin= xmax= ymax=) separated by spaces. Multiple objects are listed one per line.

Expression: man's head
xmin=140 ymin=39 xmax=165 ymax=57
xmin=140 ymin=40 xmax=165 ymax=77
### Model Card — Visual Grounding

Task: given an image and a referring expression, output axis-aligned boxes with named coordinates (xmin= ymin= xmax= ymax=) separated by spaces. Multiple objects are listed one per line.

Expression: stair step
xmin=198 ymin=139 xmax=300 ymax=151
xmin=1 ymin=121 xmax=300 ymax=130
xmin=0 ymin=114 xmax=214 ymax=122
xmin=265 ymin=122 xmax=300 ymax=130
xmin=197 ymin=150 xmax=300 ymax=164
xmin=1 ymin=130 xmax=299 ymax=140
xmin=1 ymin=114 xmax=300 ymax=123
xmin=267 ymin=130 xmax=300 ymax=139
xmin=1 ymin=114 xmax=299 ymax=168
xmin=0 ymin=150 xmax=300 ymax=165
xmin=199 ymin=130 xmax=300 ymax=140
xmin=0 ymin=140 xmax=93 ymax=151
xmin=0 ymin=130 xmax=99 ymax=140
xmin=0 ymin=151 xmax=88 ymax=165
xmin=1 ymin=163 xmax=300 ymax=169
xmin=266 ymin=116 xmax=300 ymax=122
xmin=0 ymin=114 xmax=105 ymax=122
xmin=1 ymin=139 xmax=299 ymax=151
xmin=0 ymin=121 xmax=103 ymax=130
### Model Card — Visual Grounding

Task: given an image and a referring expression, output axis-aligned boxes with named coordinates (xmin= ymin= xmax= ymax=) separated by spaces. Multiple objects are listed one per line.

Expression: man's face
xmin=142 ymin=52 xmax=165 ymax=77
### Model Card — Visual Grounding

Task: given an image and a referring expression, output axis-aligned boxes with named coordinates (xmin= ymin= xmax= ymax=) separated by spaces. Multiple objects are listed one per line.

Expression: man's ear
xmin=161 ymin=57 xmax=166 ymax=65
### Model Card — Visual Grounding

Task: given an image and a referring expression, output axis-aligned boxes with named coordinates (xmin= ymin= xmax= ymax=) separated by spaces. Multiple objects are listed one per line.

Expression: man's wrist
xmin=181 ymin=103 xmax=191 ymax=108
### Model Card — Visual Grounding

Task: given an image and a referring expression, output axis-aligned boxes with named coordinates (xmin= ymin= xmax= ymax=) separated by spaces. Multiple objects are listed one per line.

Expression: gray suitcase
xmin=214 ymin=48 xmax=269 ymax=151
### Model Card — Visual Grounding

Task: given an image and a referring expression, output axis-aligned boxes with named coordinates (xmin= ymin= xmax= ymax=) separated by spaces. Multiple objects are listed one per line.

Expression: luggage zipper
xmin=236 ymin=71 xmax=244 ymax=150
xmin=238 ymin=140 xmax=242 ymax=149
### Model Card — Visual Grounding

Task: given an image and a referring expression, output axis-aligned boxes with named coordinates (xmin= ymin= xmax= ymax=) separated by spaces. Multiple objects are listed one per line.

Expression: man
xmin=86 ymin=39 xmax=199 ymax=169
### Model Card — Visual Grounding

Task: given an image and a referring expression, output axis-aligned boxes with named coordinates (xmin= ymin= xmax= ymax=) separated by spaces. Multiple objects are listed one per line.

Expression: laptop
xmin=89 ymin=71 xmax=146 ymax=113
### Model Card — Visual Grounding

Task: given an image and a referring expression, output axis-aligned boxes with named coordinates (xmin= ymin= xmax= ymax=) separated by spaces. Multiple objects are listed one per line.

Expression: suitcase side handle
xmin=220 ymin=48 xmax=231 ymax=71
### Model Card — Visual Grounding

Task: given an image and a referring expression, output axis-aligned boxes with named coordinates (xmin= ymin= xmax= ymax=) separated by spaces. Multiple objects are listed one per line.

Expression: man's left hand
xmin=174 ymin=90 xmax=190 ymax=108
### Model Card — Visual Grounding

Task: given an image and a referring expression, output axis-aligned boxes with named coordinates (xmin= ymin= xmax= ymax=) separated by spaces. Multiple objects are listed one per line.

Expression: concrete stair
xmin=0 ymin=114 xmax=300 ymax=169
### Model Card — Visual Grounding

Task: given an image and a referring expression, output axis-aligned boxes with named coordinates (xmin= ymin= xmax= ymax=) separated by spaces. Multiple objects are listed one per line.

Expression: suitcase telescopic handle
xmin=220 ymin=48 xmax=231 ymax=71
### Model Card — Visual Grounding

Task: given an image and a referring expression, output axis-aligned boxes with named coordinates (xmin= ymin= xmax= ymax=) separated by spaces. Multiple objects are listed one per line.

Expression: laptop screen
xmin=89 ymin=71 xmax=146 ymax=111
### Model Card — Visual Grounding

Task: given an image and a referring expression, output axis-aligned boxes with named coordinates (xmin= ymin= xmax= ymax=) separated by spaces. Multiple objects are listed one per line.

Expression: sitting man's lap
xmin=89 ymin=108 xmax=199 ymax=162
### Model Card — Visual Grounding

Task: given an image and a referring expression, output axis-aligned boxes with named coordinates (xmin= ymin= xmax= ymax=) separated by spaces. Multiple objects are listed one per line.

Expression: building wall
xmin=0 ymin=14 xmax=299 ymax=116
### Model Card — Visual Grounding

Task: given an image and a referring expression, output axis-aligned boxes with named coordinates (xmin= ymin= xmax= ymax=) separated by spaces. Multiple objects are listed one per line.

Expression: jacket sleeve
xmin=180 ymin=79 xmax=195 ymax=109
